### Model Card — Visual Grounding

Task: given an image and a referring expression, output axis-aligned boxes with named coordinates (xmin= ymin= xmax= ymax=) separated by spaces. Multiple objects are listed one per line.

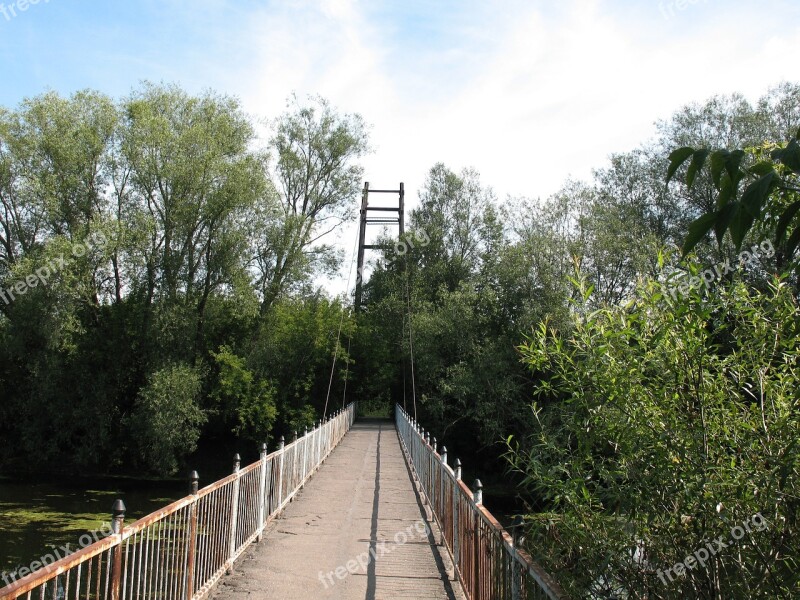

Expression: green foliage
xmin=211 ymin=346 xmax=277 ymax=444
xmin=283 ymin=404 xmax=318 ymax=438
xmin=507 ymin=277 xmax=800 ymax=598
xmin=357 ymin=394 xmax=392 ymax=418
xmin=0 ymin=84 xmax=367 ymax=474
xmin=130 ymin=364 xmax=206 ymax=476
xmin=667 ymin=139 xmax=798 ymax=256
xmin=663 ymin=84 xmax=800 ymax=267
xmin=250 ymin=295 xmax=354 ymax=433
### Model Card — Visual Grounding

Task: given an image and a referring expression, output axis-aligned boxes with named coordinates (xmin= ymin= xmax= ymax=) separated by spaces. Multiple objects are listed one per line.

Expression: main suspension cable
xmin=404 ymin=262 xmax=418 ymax=420
xmin=323 ymin=227 xmax=360 ymax=419
xmin=341 ymin=332 xmax=353 ymax=410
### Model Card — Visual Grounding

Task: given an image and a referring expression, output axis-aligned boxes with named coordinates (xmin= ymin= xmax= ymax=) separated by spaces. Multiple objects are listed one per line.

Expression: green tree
xmin=255 ymin=95 xmax=370 ymax=313
xmin=130 ymin=363 xmax=206 ymax=475
xmin=0 ymin=91 xmax=120 ymax=470
xmin=410 ymin=164 xmax=494 ymax=296
xmin=118 ymin=82 xmax=267 ymax=359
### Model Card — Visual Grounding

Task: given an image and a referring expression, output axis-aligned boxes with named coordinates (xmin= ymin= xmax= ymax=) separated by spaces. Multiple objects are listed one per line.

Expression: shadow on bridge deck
xmin=210 ymin=418 xmax=465 ymax=600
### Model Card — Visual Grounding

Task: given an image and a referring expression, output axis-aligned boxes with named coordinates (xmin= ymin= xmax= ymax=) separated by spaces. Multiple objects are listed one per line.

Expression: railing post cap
xmin=473 ymin=479 xmax=483 ymax=490
xmin=189 ymin=470 xmax=200 ymax=493
xmin=455 ymin=458 xmax=461 ymax=466
xmin=441 ymin=445 xmax=447 ymax=453
xmin=111 ymin=499 xmax=126 ymax=534
xmin=261 ymin=442 xmax=268 ymax=452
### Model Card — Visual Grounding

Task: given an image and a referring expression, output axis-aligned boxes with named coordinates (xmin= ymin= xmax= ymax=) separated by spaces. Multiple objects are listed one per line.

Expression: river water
xmin=0 ymin=477 xmax=185 ymax=583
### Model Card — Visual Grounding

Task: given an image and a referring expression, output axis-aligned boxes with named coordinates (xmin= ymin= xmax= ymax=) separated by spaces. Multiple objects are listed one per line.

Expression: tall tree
xmin=255 ymin=95 xmax=369 ymax=313
xmin=411 ymin=164 xmax=494 ymax=298
xmin=119 ymin=82 xmax=267 ymax=359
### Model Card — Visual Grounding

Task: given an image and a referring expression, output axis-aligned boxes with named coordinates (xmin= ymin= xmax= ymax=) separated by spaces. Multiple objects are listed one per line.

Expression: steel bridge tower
xmin=354 ymin=181 xmax=404 ymax=310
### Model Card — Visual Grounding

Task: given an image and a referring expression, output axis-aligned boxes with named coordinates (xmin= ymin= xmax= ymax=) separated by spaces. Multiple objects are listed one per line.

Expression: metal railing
xmin=395 ymin=404 xmax=567 ymax=600
xmin=0 ymin=403 xmax=357 ymax=600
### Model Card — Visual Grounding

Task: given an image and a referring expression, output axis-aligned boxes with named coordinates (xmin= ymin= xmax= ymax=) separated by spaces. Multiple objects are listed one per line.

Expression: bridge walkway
xmin=210 ymin=418 xmax=465 ymax=600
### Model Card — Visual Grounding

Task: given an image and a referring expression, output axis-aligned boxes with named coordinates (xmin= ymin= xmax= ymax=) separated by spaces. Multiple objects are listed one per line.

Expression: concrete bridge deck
xmin=210 ymin=419 xmax=465 ymax=600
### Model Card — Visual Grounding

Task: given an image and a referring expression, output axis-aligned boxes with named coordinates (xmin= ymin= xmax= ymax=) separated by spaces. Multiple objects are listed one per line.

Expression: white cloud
xmin=220 ymin=0 xmax=799 ymax=295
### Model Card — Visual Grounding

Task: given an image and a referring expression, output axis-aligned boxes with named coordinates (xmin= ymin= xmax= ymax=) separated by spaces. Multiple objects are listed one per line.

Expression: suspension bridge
xmin=0 ymin=405 xmax=566 ymax=600
xmin=0 ymin=183 xmax=567 ymax=600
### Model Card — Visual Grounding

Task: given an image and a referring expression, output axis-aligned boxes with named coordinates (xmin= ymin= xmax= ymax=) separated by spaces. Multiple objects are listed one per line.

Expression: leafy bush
xmin=131 ymin=363 xmax=206 ymax=475
xmin=211 ymin=345 xmax=277 ymax=444
xmin=506 ymin=277 xmax=800 ymax=598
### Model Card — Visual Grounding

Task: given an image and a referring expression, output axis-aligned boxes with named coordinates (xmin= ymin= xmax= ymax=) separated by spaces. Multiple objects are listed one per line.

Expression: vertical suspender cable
xmin=400 ymin=310 xmax=405 ymax=410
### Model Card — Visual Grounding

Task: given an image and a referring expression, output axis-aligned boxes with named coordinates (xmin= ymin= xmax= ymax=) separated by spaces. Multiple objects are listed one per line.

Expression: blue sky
xmin=1 ymin=0 xmax=798 ymax=200
xmin=1 ymin=0 xmax=798 ymax=289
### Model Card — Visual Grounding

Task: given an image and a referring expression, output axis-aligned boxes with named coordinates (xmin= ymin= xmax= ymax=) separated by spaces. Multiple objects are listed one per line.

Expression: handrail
xmin=394 ymin=404 xmax=568 ymax=600
xmin=0 ymin=403 xmax=357 ymax=600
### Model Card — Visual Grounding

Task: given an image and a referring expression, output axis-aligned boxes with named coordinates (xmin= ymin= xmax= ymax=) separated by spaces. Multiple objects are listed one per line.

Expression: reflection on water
xmin=0 ymin=477 xmax=184 ymax=580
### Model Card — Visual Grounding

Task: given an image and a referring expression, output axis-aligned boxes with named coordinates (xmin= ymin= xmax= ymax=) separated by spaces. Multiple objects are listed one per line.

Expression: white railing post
xmin=419 ymin=429 xmax=425 ymax=498
xmin=277 ymin=436 xmax=285 ymax=509
xmin=228 ymin=454 xmax=241 ymax=569
xmin=257 ymin=443 xmax=268 ymax=541
xmin=439 ymin=445 xmax=447 ymax=536
xmin=434 ymin=437 xmax=439 ymax=510
xmin=301 ymin=427 xmax=308 ymax=486
xmin=472 ymin=479 xmax=483 ymax=505
xmin=323 ymin=418 xmax=329 ymax=459
xmin=110 ymin=500 xmax=126 ymax=600
xmin=317 ymin=420 xmax=322 ymax=465
xmin=313 ymin=421 xmax=319 ymax=468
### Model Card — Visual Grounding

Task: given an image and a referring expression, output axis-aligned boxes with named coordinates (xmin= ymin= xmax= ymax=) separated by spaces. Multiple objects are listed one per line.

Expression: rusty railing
xmin=0 ymin=403 xmax=357 ymax=600
xmin=395 ymin=404 xmax=567 ymax=600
